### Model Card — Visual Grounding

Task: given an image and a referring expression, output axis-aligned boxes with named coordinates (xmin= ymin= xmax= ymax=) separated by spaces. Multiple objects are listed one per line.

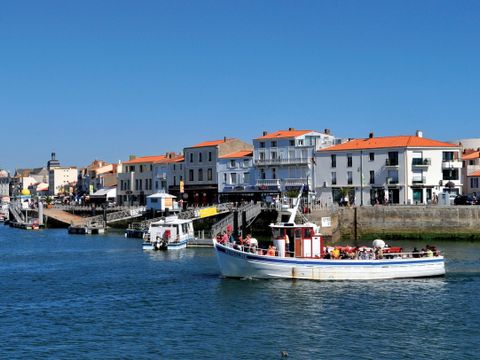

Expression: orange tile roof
xmin=462 ymin=151 xmax=480 ymax=160
xmin=468 ymin=170 xmax=480 ymax=177
xmin=319 ymin=136 xmax=457 ymax=152
xmin=190 ymin=139 xmax=232 ymax=148
xmin=256 ymin=129 xmax=312 ymax=140
xmin=219 ymin=150 xmax=253 ymax=159
xmin=123 ymin=155 xmax=167 ymax=164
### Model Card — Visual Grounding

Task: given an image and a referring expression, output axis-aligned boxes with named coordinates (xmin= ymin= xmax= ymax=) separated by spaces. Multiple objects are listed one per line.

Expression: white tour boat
xmin=213 ymin=191 xmax=445 ymax=281
xmin=143 ymin=216 xmax=194 ymax=251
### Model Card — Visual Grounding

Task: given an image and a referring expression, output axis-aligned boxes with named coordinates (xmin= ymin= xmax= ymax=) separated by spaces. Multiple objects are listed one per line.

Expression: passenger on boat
xmin=220 ymin=231 xmax=228 ymax=245
xmin=331 ymin=248 xmax=340 ymax=259
xmin=266 ymin=245 xmax=276 ymax=256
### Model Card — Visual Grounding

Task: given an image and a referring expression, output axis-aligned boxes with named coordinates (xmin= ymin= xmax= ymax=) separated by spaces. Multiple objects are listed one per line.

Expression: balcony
xmin=442 ymin=160 xmax=462 ymax=169
xmin=385 ymin=159 xmax=399 ymax=167
xmin=256 ymin=179 xmax=281 ymax=190
xmin=387 ymin=177 xmax=399 ymax=185
xmin=283 ymin=178 xmax=308 ymax=187
xmin=412 ymin=176 xmax=426 ymax=184
xmin=412 ymin=158 xmax=431 ymax=167
xmin=254 ymin=157 xmax=310 ymax=166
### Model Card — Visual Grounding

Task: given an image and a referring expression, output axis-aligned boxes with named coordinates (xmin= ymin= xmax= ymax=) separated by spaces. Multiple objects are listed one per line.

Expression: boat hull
xmin=214 ymin=242 xmax=445 ymax=281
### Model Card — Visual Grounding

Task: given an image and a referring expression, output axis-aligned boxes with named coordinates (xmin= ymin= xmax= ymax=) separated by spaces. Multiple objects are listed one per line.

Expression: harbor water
xmin=1 ymin=226 xmax=479 ymax=359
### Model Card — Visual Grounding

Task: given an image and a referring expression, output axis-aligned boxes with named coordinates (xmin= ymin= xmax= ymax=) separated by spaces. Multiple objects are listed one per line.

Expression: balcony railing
xmin=254 ymin=157 xmax=310 ymax=166
xmin=442 ymin=160 xmax=462 ymax=169
xmin=283 ymin=178 xmax=308 ymax=187
xmin=412 ymin=176 xmax=427 ymax=184
xmin=256 ymin=179 xmax=281 ymax=188
xmin=385 ymin=159 xmax=399 ymax=167
xmin=412 ymin=158 xmax=431 ymax=166
xmin=387 ymin=178 xmax=399 ymax=185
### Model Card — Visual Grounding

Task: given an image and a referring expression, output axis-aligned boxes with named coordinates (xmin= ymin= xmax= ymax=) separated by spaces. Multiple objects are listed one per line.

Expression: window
xmin=230 ymin=160 xmax=236 ymax=168
xmin=369 ymin=152 xmax=374 ymax=161
xmin=331 ymin=172 xmax=337 ymax=185
xmin=331 ymin=154 xmax=336 ymax=168
xmin=207 ymin=168 xmax=213 ymax=181
xmin=289 ymin=140 xmax=295 ymax=146
xmin=347 ymin=171 xmax=353 ymax=185
xmin=259 ymin=152 xmax=265 ymax=160
xmin=243 ymin=159 xmax=249 ymax=167
xmin=387 ymin=152 xmax=399 ymax=166
xmin=271 ymin=152 xmax=277 ymax=160
xmin=198 ymin=169 xmax=203 ymax=181
xmin=189 ymin=169 xmax=194 ymax=181
xmin=443 ymin=169 xmax=459 ymax=180
xmin=298 ymin=139 xmax=304 ymax=146
xmin=412 ymin=170 xmax=424 ymax=183
xmin=271 ymin=141 xmax=277 ymax=147
xmin=209 ymin=152 xmax=212 ymax=161
xmin=471 ymin=178 xmax=479 ymax=189
xmin=138 ymin=179 xmax=143 ymax=190
xmin=260 ymin=169 xmax=266 ymax=180
xmin=150 ymin=165 xmax=153 ymax=171
xmin=224 ymin=173 xmax=227 ymax=183
xmin=190 ymin=153 xmax=193 ymax=163
xmin=369 ymin=171 xmax=375 ymax=184
xmin=272 ymin=168 xmax=277 ymax=179
xmin=347 ymin=154 xmax=352 ymax=167
xmin=173 ymin=164 xmax=176 ymax=171
xmin=140 ymin=165 xmax=143 ymax=173
xmin=443 ymin=151 xmax=454 ymax=162
xmin=231 ymin=173 xmax=237 ymax=184
xmin=387 ymin=170 xmax=399 ymax=184
xmin=260 ymin=142 xmax=265 ymax=148
xmin=199 ymin=153 xmax=203 ymax=162
xmin=244 ymin=172 xmax=250 ymax=184
xmin=173 ymin=176 xmax=176 ymax=186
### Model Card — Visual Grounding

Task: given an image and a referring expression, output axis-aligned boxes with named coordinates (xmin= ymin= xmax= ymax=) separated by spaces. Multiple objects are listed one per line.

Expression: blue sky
xmin=1 ymin=0 xmax=479 ymax=171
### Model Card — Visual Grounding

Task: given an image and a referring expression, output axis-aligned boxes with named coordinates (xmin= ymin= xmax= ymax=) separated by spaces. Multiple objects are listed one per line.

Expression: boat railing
xmin=219 ymin=242 xmax=441 ymax=259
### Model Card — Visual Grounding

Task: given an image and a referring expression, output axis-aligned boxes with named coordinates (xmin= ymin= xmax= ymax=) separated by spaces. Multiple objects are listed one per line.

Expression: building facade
xmin=0 ymin=170 xmax=9 ymax=198
xmin=117 ymin=155 xmax=166 ymax=206
xmin=217 ymin=150 xmax=255 ymax=202
xmin=315 ymin=132 xmax=462 ymax=206
xmin=253 ymin=128 xmax=336 ymax=202
xmin=152 ymin=153 xmax=184 ymax=195
xmin=48 ymin=167 xmax=78 ymax=196
xmin=462 ymin=150 xmax=480 ymax=195
xmin=183 ymin=138 xmax=252 ymax=205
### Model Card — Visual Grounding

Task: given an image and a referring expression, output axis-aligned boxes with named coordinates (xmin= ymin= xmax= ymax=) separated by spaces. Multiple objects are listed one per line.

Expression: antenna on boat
xmin=288 ymin=185 xmax=304 ymax=224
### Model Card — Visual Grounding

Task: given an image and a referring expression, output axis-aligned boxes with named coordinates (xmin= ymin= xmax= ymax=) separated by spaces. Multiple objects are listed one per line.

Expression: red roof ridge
xmin=219 ymin=150 xmax=253 ymax=159
xmin=190 ymin=138 xmax=234 ymax=148
xmin=255 ymin=129 xmax=313 ymax=140
xmin=319 ymin=135 xmax=457 ymax=152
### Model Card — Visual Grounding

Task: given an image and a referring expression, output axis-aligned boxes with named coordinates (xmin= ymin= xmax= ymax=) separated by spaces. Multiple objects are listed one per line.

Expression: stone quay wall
xmin=307 ymin=206 xmax=480 ymax=241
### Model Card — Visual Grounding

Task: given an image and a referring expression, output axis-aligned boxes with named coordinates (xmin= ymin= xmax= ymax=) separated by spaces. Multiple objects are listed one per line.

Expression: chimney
xmin=416 ymin=130 xmax=423 ymax=138
xmin=224 ymin=136 xmax=227 ymax=142
xmin=262 ymin=131 xmax=268 ymax=136
xmin=324 ymin=128 xmax=331 ymax=135
xmin=288 ymin=127 xmax=295 ymax=131
xmin=369 ymin=132 xmax=374 ymax=139
xmin=129 ymin=155 xmax=137 ymax=161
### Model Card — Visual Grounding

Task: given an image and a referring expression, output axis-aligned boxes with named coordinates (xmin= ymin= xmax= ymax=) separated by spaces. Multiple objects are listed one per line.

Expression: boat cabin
xmin=271 ymin=223 xmax=324 ymax=258
xmin=149 ymin=218 xmax=194 ymax=243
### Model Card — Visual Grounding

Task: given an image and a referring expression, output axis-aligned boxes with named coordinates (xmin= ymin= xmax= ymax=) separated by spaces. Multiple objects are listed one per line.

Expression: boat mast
xmin=287 ymin=185 xmax=304 ymax=224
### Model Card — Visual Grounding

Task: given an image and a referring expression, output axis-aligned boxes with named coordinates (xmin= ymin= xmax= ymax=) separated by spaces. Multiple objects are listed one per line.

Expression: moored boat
xmin=142 ymin=216 xmax=194 ymax=251
xmin=213 ymin=189 xmax=445 ymax=281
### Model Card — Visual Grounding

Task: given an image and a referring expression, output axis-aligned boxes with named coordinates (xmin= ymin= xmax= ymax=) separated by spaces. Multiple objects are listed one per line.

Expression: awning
xmin=91 ymin=187 xmax=117 ymax=199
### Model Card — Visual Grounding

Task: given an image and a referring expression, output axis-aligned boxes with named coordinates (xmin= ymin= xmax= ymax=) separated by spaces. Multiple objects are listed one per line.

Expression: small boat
xmin=142 ymin=216 xmax=194 ymax=251
xmin=213 ymin=188 xmax=445 ymax=281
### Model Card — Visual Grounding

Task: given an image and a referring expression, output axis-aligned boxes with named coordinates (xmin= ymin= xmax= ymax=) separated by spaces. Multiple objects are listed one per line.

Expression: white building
xmin=253 ymin=128 xmax=336 ymax=201
xmin=0 ymin=170 xmax=9 ymax=198
xmin=117 ymin=155 xmax=165 ymax=206
xmin=183 ymin=137 xmax=252 ymax=205
xmin=152 ymin=153 xmax=184 ymax=196
xmin=315 ymin=132 xmax=462 ymax=206
xmin=48 ymin=167 xmax=78 ymax=196
xmin=217 ymin=150 xmax=255 ymax=202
